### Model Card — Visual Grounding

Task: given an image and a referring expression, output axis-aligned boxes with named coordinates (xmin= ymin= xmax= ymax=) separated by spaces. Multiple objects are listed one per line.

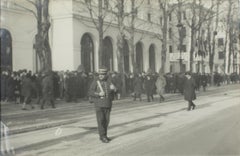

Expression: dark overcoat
xmin=41 ymin=75 xmax=54 ymax=100
xmin=144 ymin=76 xmax=155 ymax=94
xmin=21 ymin=76 xmax=33 ymax=97
xmin=88 ymin=78 xmax=115 ymax=108
xmin=133 ymin=76 xmax=143 ymax=94
xmin=183 ymin=77 xmax=196 ymax=101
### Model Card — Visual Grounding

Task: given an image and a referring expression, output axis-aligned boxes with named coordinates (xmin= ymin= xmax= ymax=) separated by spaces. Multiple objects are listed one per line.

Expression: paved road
xmin=2 ymin=84 xmax=239 ymax=134
xmin=106 ymin=102 xmax=240 ymax=156
xmin=13 ymin=84 xmax=240 ymax=156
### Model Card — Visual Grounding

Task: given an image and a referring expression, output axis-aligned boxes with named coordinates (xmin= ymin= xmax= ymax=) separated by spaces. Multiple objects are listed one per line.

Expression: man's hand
xmin=99 ymin=92 xmax=105 ymax=97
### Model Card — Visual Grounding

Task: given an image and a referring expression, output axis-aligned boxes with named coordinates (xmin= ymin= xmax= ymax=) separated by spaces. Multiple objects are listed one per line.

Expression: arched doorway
xmin=123 ymin=39 xmax=129 ymax=73
xmin=81 ymin=33 xmax=94 ymax=73
xmin=0 ymin=28 xmax=12 ymax=71
xmin=149 ymin=44 xmax=156 ymax=72
xmin=103 ymin=37 xmax=113 ymax=71
xmin=136 ymin=42 xmax=143 ymax=72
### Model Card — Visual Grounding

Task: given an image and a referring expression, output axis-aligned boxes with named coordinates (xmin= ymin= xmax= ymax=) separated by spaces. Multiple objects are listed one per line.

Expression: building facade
xmin=1 ymin=0 xmax=239 ymax=74
xmin=1 ymin=0 xmax=169 ymax=73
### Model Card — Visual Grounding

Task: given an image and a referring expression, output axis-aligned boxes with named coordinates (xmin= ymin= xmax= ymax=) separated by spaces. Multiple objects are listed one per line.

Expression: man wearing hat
xmin=88 ymin=66 xmax=116 ymax=143
xmin=183 ymin=71 xmax=196 ymax=111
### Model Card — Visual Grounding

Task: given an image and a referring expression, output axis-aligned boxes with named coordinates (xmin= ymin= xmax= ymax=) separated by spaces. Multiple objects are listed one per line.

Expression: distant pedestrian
xmin=88 ymin=66 xmax=116 ymax=143
xmin=21 ymin=73 xmax=34 ymax=110
xmin=40 ymin=71 xmax=55 ymax=109
xmin=133 ymin=74 xmax=143 ymax=101
xmin=155 ymin=72 xmax=166 ymax=103
xmin=201 ymin=73 xmax=208 ymax=91
xmin=183 ymin=72 xmax=196 ymax=111
xmin=144 ymin=73 xmax=155 ymax=102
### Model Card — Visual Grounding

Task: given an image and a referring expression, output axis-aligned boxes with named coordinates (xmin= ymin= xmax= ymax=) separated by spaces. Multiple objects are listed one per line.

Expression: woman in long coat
xmin=155 ymin=73 xmax=166 ymax=103
xmin=183 ymin=72 xmax=196 ymax=111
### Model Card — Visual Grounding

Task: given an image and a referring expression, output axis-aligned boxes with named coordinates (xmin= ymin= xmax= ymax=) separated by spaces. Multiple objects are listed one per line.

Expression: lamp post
xmin=177 ymin=23 xmax=184 ymax=72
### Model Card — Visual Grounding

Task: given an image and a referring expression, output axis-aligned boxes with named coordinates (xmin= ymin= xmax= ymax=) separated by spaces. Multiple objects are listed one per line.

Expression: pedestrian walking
xmin=40 ymin=71 xmax=55 ymax=109
xmin=88 ymin=67 xmax=116 ymax=143
xmin=133 ymin=73 xmax=143 ymax=101
xmin=201 ymin=73 xmax=208 ymax=91
xmin=144 ymin=73 xmax=155 ymax=102
xmin=21 ymin=73 xmax=34 ymax=110
xmin=183 ymin=72 xmax=196 ymax=111
xmin=155 ymin=72 xmax=166 ymax=103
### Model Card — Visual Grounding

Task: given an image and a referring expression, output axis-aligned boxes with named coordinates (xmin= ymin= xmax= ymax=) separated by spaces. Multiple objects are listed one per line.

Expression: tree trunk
xmin=130 ymin=0 xmax=136 ymax=73
xmin=34 ymin=0 xmax=52 ymax=72
xmin=161 ymin=12 xmax=168 ymax=73
xmin=117 ymin=35 xmax=126 ymax=96
xmin=189 ymin=27 xmax=195 ymax=72
xmin=116 ymin=0 xmax=126 ymax=96
xmin=98 ymin=23 xmax=104 ymax=67
xmin=42 ymin=0 xmax=51 ymax=71
xmin=98 ymin=0 xmax=104 ymax=67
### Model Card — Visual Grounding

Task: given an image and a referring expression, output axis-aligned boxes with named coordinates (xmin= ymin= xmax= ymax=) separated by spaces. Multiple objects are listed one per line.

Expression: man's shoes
xmin=106 ymin=137 xmax=111 ymax=141
xmin=100 ymin=137 xmax=109 ymax=143
xmin=192 ymin=105 xmax=196 ymax=110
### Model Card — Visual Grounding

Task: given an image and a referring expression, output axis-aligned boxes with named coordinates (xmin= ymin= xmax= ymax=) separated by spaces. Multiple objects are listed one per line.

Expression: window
xmin=169 ymin=13 xmax=172 ymax=21
xmin=103 ymin=0 xmax=109 ymax=9
xmin=169 ymin=45 xmax=172 ymax=53
xmin=218 ymin=38 xmax=224 ymax=47
xmin=160 ymin=16 xmax=163 ymax=26
xmin=182 ymin=45 xmax=187 ymax=52
xmin=183 ymin=11 xmax=186 ymax=20
xmin=218 ymin=51 xmax=224 ymax=59
xmin=135 ymin=8 xmax=138 ymax=17
xmin=182 ymin=27 xmax=186 ymax=38
xmin=148 ymin=13 xmax=151 ymax=22
xmin=182 ymin=64 xmax=186 ymax=72
xmin=169 ymin=28 xmax=172 ymax=39
xmin=178 ymin=45 xmax=186 ymax=52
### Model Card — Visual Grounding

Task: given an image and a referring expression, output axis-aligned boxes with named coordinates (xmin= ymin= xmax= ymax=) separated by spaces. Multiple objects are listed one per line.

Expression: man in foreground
xmin=88 ymin=67 xmax=116 ymax=143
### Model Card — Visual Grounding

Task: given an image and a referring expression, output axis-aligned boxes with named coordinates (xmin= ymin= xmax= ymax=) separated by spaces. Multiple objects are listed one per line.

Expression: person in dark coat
xmin=1 ymin=71 xmax=9 ymax=102
xmin=183 ymin=72 xmax=196 ymax=111
xmin=88 ymin=67 xmax=117 ymax=143
xmin=201 ymin=73 xmax=208 ymax=91
xmin=40 ymin=71 xmax=55 ymax=109
xmin=6 ymin=72 xmax=15 ymax=102
xmin=21 ymin=73 xmax=34 ymax=110
xmin=144 ymin=73 xmax=155 ymax=102
xmin=133 ymin=74 xmax=143 ymax=101
xmin=13 ymin=73 xmax=21 ymax=104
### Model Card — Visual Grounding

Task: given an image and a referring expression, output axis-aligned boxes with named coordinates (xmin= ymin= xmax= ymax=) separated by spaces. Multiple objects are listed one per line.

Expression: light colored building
xmin=168 ymin=1 xmax=240 ymax=74
xmin=1 ymin=0 xmax=168 ymax=73
xmin=1 ymin=0 xmax=238 ymax=74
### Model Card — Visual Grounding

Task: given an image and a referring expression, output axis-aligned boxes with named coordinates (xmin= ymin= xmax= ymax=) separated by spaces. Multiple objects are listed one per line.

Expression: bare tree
xmin=183 ymin=0 xmax=215 ymax=72
xmin=115 ymin=0 xmax=127 ymax=95
xmin=126 ymin=0 xmax=144 ymax=74
xmin=158 ymin=0 xmax=171 ymax=73
xmin=15 ymin=0 xmax=52 ymax=71
xmin=83 ymin=0 xmax=112 ymax=67
xmin=203 ymin=0 xmax=223 ymax=84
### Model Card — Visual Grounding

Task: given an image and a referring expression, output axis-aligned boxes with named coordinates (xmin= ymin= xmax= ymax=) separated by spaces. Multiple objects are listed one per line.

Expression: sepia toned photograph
xmin=1 ymin=0 xmax=240 ymax=155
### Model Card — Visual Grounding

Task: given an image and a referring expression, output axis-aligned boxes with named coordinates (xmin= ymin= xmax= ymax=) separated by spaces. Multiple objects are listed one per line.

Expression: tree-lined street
xmin=1 ymin=84 xmax=240 ymax=156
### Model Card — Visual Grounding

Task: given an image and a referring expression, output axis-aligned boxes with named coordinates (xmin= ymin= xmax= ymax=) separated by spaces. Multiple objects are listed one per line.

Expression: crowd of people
xmin=1 ymin=69 xmax=240 ymax=110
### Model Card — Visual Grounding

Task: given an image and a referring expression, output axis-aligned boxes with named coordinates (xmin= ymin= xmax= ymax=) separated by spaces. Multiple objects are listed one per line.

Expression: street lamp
xmin=177 ymin=23 xmax=184 ymax=73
